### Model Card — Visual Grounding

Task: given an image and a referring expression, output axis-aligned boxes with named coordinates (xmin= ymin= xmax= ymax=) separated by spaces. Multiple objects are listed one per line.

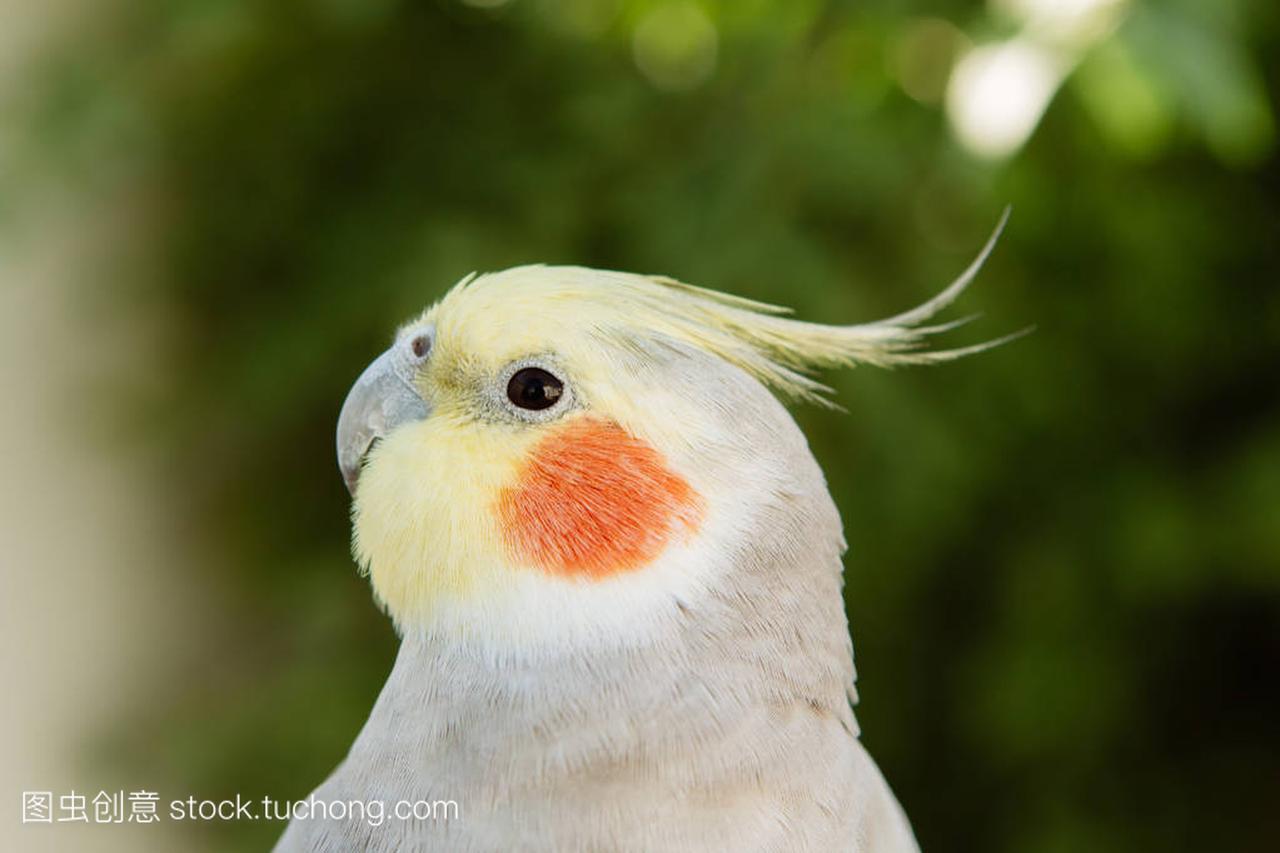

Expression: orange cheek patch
xmin=497 ymin=419 xmax=704 ymax=579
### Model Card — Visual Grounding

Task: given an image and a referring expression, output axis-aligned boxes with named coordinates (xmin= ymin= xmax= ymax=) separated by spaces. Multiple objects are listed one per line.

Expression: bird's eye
xmin=507 ymin=367 xmax=564 ymax=411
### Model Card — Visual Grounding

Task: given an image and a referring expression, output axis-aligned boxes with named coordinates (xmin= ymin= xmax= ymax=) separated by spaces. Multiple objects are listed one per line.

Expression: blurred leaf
xmin=1124 ymin=3 xmax=1275 ymax=166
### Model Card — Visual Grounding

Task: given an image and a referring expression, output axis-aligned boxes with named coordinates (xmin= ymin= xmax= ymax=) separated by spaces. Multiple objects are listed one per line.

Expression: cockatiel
xmin=276 ymin=217 xmax=1011 ymax=853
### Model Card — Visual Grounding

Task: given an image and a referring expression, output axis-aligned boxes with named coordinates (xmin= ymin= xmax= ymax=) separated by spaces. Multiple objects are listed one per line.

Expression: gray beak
xmin=336 ymin=328 xmax=433 ymax=495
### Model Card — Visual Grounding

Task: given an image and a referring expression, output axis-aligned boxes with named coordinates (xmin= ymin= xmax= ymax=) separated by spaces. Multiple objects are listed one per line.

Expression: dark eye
xmin=507 ymin=367 xmax=564 ymax=411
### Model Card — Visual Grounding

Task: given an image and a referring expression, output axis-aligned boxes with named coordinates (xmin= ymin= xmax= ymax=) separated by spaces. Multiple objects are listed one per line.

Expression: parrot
xmin=275 ymin=214 xmax=1012 ymax=853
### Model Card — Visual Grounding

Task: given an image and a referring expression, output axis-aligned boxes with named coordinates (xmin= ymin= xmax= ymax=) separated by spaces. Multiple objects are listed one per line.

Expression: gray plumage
xmin=279 ymin=340 xmax=920 ymax=852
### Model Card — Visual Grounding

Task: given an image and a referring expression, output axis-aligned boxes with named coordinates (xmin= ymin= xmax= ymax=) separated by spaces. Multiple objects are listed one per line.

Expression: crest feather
xmin=437 ymin=210 xmax=1023 ymax=407
xmin=617 ymin=208 xmax=1021 ymax=406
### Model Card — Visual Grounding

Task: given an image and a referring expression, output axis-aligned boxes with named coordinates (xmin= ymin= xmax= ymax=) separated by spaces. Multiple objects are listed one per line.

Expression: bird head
xmin=336 ymin=218 xmax=1012 ymax=650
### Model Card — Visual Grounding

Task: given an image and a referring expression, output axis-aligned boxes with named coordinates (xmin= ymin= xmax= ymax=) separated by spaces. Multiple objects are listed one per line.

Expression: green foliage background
xmin=14 ymin=0 xmax=1279 ymax=850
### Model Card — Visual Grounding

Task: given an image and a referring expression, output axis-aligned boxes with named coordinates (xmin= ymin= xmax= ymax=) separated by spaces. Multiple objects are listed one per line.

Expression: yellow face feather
xmin=353 ymin=414 xmax=539 ymax=619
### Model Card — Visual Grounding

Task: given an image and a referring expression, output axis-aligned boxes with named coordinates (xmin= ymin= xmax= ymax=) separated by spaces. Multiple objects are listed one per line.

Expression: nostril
xmin=409 ymin=333 xmax=432 ymax=360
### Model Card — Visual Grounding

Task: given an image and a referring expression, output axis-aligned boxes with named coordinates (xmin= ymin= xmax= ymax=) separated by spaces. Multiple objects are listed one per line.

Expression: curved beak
xmin=336 ymin=341 xmax=432 ymax=495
